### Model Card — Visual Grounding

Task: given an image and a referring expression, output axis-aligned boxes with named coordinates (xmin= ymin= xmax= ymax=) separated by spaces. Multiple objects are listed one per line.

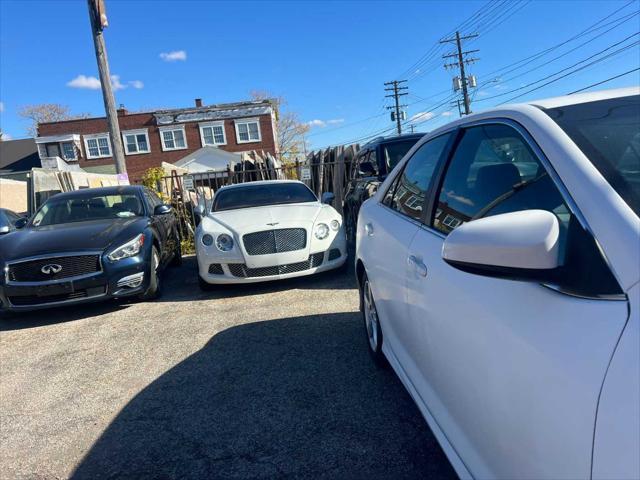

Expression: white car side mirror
xmin=442 ymin=210 xmax=562 ymax=282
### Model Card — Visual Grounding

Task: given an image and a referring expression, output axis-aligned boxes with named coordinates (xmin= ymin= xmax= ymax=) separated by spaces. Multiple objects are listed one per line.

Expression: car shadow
xmin=159 ymin=255 xmax=358 ymax=303
xmin=0 ymin=299 xmax=131 ymax=331
xmin=71 ymin=312 xmax=456 ymax=479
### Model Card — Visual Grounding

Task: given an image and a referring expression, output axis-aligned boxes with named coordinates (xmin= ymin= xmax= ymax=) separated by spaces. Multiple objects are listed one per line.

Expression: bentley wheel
xmin=140 ymin=247 xmax=161 ymax=300
xmin=361 ymin=272 xmax=385 ymax=365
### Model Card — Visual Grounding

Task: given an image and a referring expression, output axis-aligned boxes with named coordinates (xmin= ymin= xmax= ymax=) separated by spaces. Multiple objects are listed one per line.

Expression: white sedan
xmin=356 ymin=87 xmax=639 ymax=479
xmin=196 ymin=180 xmax=347 ymax=286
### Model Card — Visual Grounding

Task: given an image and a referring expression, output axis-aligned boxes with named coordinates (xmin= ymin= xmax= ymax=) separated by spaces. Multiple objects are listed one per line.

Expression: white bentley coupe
xmin=356 ymin=88 xmax=639 ymax=479
xmin=196 ymin=180 xmax=347 ymax=287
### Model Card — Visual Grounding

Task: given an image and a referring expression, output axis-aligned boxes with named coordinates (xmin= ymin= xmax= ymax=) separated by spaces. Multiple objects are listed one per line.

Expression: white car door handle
xmin=365 ymin=223 xmax=374 ymax=236
xmin=408 ymin=255 xmax=428 ymax=277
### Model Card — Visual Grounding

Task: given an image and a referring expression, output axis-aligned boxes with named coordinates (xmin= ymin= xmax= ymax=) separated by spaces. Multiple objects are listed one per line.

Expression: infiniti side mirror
xmin=321 ymin=192 xmax=335 ymax=205
xmin=154 ymin=204 xmax=172 ymax=215
xmin=14 ymin=217 xmax=28 ymax=229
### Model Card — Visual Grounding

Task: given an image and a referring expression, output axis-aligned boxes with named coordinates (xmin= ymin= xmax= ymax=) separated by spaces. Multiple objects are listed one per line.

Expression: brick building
xmin=35 ymin=98 xmax=279 ymax=180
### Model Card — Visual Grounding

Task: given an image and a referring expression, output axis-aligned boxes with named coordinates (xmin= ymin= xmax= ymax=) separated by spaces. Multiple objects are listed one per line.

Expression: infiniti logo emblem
xmin=41 ymin=264 xmax=63 ymax=275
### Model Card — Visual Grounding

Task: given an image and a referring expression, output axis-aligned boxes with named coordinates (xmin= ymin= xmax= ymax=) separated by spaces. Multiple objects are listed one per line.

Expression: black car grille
xmin=243 ymin=228 xmax=307 ymax=256
xmin=208 ymin=264 xmax=224 ymax=275
xmin=229 ymin=252 xmax=324 ymax=278
xmin=8 ymin=286 xmax=106 ymax=307
xmin=7 ymin=255 xmax=101 ymax=283
xmin=328 ymin=248 xmax=341 ymax=261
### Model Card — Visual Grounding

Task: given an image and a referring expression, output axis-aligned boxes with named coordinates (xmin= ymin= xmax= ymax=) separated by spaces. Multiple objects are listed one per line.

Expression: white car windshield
xmin=213 ymin=183 xmax=317 ymax=212
xmin=544 ymin=95 xmax=640 ymax=216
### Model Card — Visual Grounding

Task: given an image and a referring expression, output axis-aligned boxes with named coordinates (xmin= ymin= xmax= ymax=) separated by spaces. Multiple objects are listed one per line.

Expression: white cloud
xmin=67 ymin=74 xmax=142 ymax=91
xmin=441 ymin=111 xmax=453 ymax=117
xmin=477 ymin=90 xmax=490 ymax=97
xmin=410 ymin=111 xmax=435 ymax=122
xmin=67 ymin=74 xmax=102 ymax=90
xmin=308 ymin=118 xmax=345 ymax=128
xmin=110 ymin=75 xmax=125 ymax=91
xmin=160 ymin=50 xmax=187 ymax=62
xmin=1 ymin=132 xmax=11 ymax=140
xmin=0 ymin=101 xmax=4 ymax=113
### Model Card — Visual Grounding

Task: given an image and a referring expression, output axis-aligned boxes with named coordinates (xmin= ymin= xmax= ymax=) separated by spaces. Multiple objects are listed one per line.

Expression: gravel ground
xmin=0 ymin=256 xmax=456 ymax=479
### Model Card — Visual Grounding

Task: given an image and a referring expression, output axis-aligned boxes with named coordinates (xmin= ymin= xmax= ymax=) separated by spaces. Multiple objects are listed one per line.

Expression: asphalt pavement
xmin=0 ymin=256 xmax=456 ymax=479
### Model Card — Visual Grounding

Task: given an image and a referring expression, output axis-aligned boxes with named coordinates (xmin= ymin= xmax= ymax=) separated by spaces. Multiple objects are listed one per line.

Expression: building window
xmin=200 ymin=122 xmax=226 ymax=146
xmin=61 ymin=142 xmax=76 ymax=161
xmin=235 ymin=119 xmax=261 ymax=143
xmin=159 ymin=126 xmax=187 ymax=151
xmin=84 ymin=134 xmax=112 ymax=159
xmin=122 ymin=129 xmax=150 ymax=155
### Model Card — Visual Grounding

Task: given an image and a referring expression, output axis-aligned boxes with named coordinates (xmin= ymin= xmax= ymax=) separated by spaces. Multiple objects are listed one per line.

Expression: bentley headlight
xmin=216 ymin=233 xmax=234 ymax=252
xmin=108 ymin=233 xmax=145 ymax=261
xmin=330 ymin=219 xmax=340 ymax=231
xmin=201 ymin=234 xmax=214 ymax=246
xmin=314 ymin=223 xmax=329 ymax=240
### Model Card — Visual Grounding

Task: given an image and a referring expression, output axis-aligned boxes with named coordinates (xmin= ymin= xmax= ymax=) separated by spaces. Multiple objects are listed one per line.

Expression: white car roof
xmin=524 ymin=86 xmax=639 ymax=109
xmin=215 ymin=179 xmax=307 ymax=192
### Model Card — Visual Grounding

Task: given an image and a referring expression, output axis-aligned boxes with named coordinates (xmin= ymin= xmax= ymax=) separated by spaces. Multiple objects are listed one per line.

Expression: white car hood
xmin=210 ymin=202 xmax=322 ymax=232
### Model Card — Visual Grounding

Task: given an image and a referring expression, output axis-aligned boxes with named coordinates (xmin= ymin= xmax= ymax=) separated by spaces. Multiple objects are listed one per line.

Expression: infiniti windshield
xmin=544 ymin=95 xmax=640 ymax=216
xmin=213 ymin=183 xmax=317 ymax=212
xmin=32 ymin=194 xmax=144 ymax=226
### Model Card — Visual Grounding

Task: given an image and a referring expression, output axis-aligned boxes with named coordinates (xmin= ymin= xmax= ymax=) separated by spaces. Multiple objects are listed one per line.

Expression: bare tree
xmin=250 ymin=91 xmax=309 ymax=161
xmin=18 ymin=104 xmax=90 ymax=137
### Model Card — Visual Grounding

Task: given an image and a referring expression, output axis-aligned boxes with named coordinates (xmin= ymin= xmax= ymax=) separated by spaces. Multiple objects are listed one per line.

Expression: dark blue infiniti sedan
xmin=0 ymin=185 xmax=181 ymax=311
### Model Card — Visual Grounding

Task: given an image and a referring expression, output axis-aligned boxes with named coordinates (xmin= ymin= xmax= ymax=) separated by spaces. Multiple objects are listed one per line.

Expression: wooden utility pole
xmin=441 ymin=31 xmax=479 ymax=115
xmin=87 ymin=0 xmax=127 ymax=175
xmin=384 ymin=80 xmax=408 ymax=135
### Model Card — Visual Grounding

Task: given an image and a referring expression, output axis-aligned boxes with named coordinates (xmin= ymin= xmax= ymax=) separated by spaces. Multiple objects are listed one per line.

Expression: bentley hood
xmin=208 ymin=203 xmax=325 ymax=233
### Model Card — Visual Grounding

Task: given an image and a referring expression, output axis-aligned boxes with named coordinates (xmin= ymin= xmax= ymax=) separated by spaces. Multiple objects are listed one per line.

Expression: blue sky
xmin=1 ymin=0 xmax=638 ymax=150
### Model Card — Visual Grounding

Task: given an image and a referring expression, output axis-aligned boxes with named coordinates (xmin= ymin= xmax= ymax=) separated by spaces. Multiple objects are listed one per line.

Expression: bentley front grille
xmin=7 ymin=255 xmax=101 ymax=283
xmin=228 ymin=252 xmax=325 ymax=278
xmin=243 ymin=228 xmax=307 ymax=256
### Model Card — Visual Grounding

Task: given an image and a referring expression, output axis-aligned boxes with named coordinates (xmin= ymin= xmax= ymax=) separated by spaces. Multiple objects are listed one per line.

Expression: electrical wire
xmin=567 ymin=67 xmax=640 ymax=94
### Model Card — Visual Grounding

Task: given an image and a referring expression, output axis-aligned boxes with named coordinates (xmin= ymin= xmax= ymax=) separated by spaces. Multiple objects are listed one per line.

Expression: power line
xmin=477 ymin=1 xmax=638 ymax=81
xmin=498 ymin=38 xmax=640 ymax=104
xmin=475 ymin=12 xmax=640 ymax=96
xmin=567 ymin=67 xmax=640 ymax=94
xmin=474 ymin=31 xmax=640 ymax=103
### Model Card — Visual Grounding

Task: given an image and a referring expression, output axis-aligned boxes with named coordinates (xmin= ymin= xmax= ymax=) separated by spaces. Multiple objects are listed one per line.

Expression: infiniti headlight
xmin=330 ymin=219 xmax=340 ymax=231
xmin=108 ymin=233 xmax=145 ymax=261
xmin=216 ymin=233 xmax=234 ymax=252
xmin=314 ymin=223 xmax=330 ymax=240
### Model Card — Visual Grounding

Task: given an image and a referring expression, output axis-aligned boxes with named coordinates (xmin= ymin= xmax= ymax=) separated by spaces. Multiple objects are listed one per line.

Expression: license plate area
xmin=35 ymin=282 xmax=73 ymax=297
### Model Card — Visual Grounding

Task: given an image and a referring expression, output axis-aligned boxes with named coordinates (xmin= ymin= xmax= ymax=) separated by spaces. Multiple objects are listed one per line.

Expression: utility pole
xmin=87 ymin=0 xmax=127 ymax=176
xmin=384 ymin=80 xmax=408 ymax=135
xmin=441 ymin=31 xmax=479 ymax=115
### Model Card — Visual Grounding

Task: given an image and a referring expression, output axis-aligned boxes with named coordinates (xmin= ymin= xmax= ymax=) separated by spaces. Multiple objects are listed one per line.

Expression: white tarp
xmin=173 ymin=146 xmax=242 ymax=173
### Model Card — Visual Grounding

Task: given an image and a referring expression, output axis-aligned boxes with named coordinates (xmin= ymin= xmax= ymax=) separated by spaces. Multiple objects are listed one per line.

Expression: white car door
xmin=358 ymin=134 xmax=452 ymax=359
xmin=404 ymin=122 xmax=629 ymax=479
